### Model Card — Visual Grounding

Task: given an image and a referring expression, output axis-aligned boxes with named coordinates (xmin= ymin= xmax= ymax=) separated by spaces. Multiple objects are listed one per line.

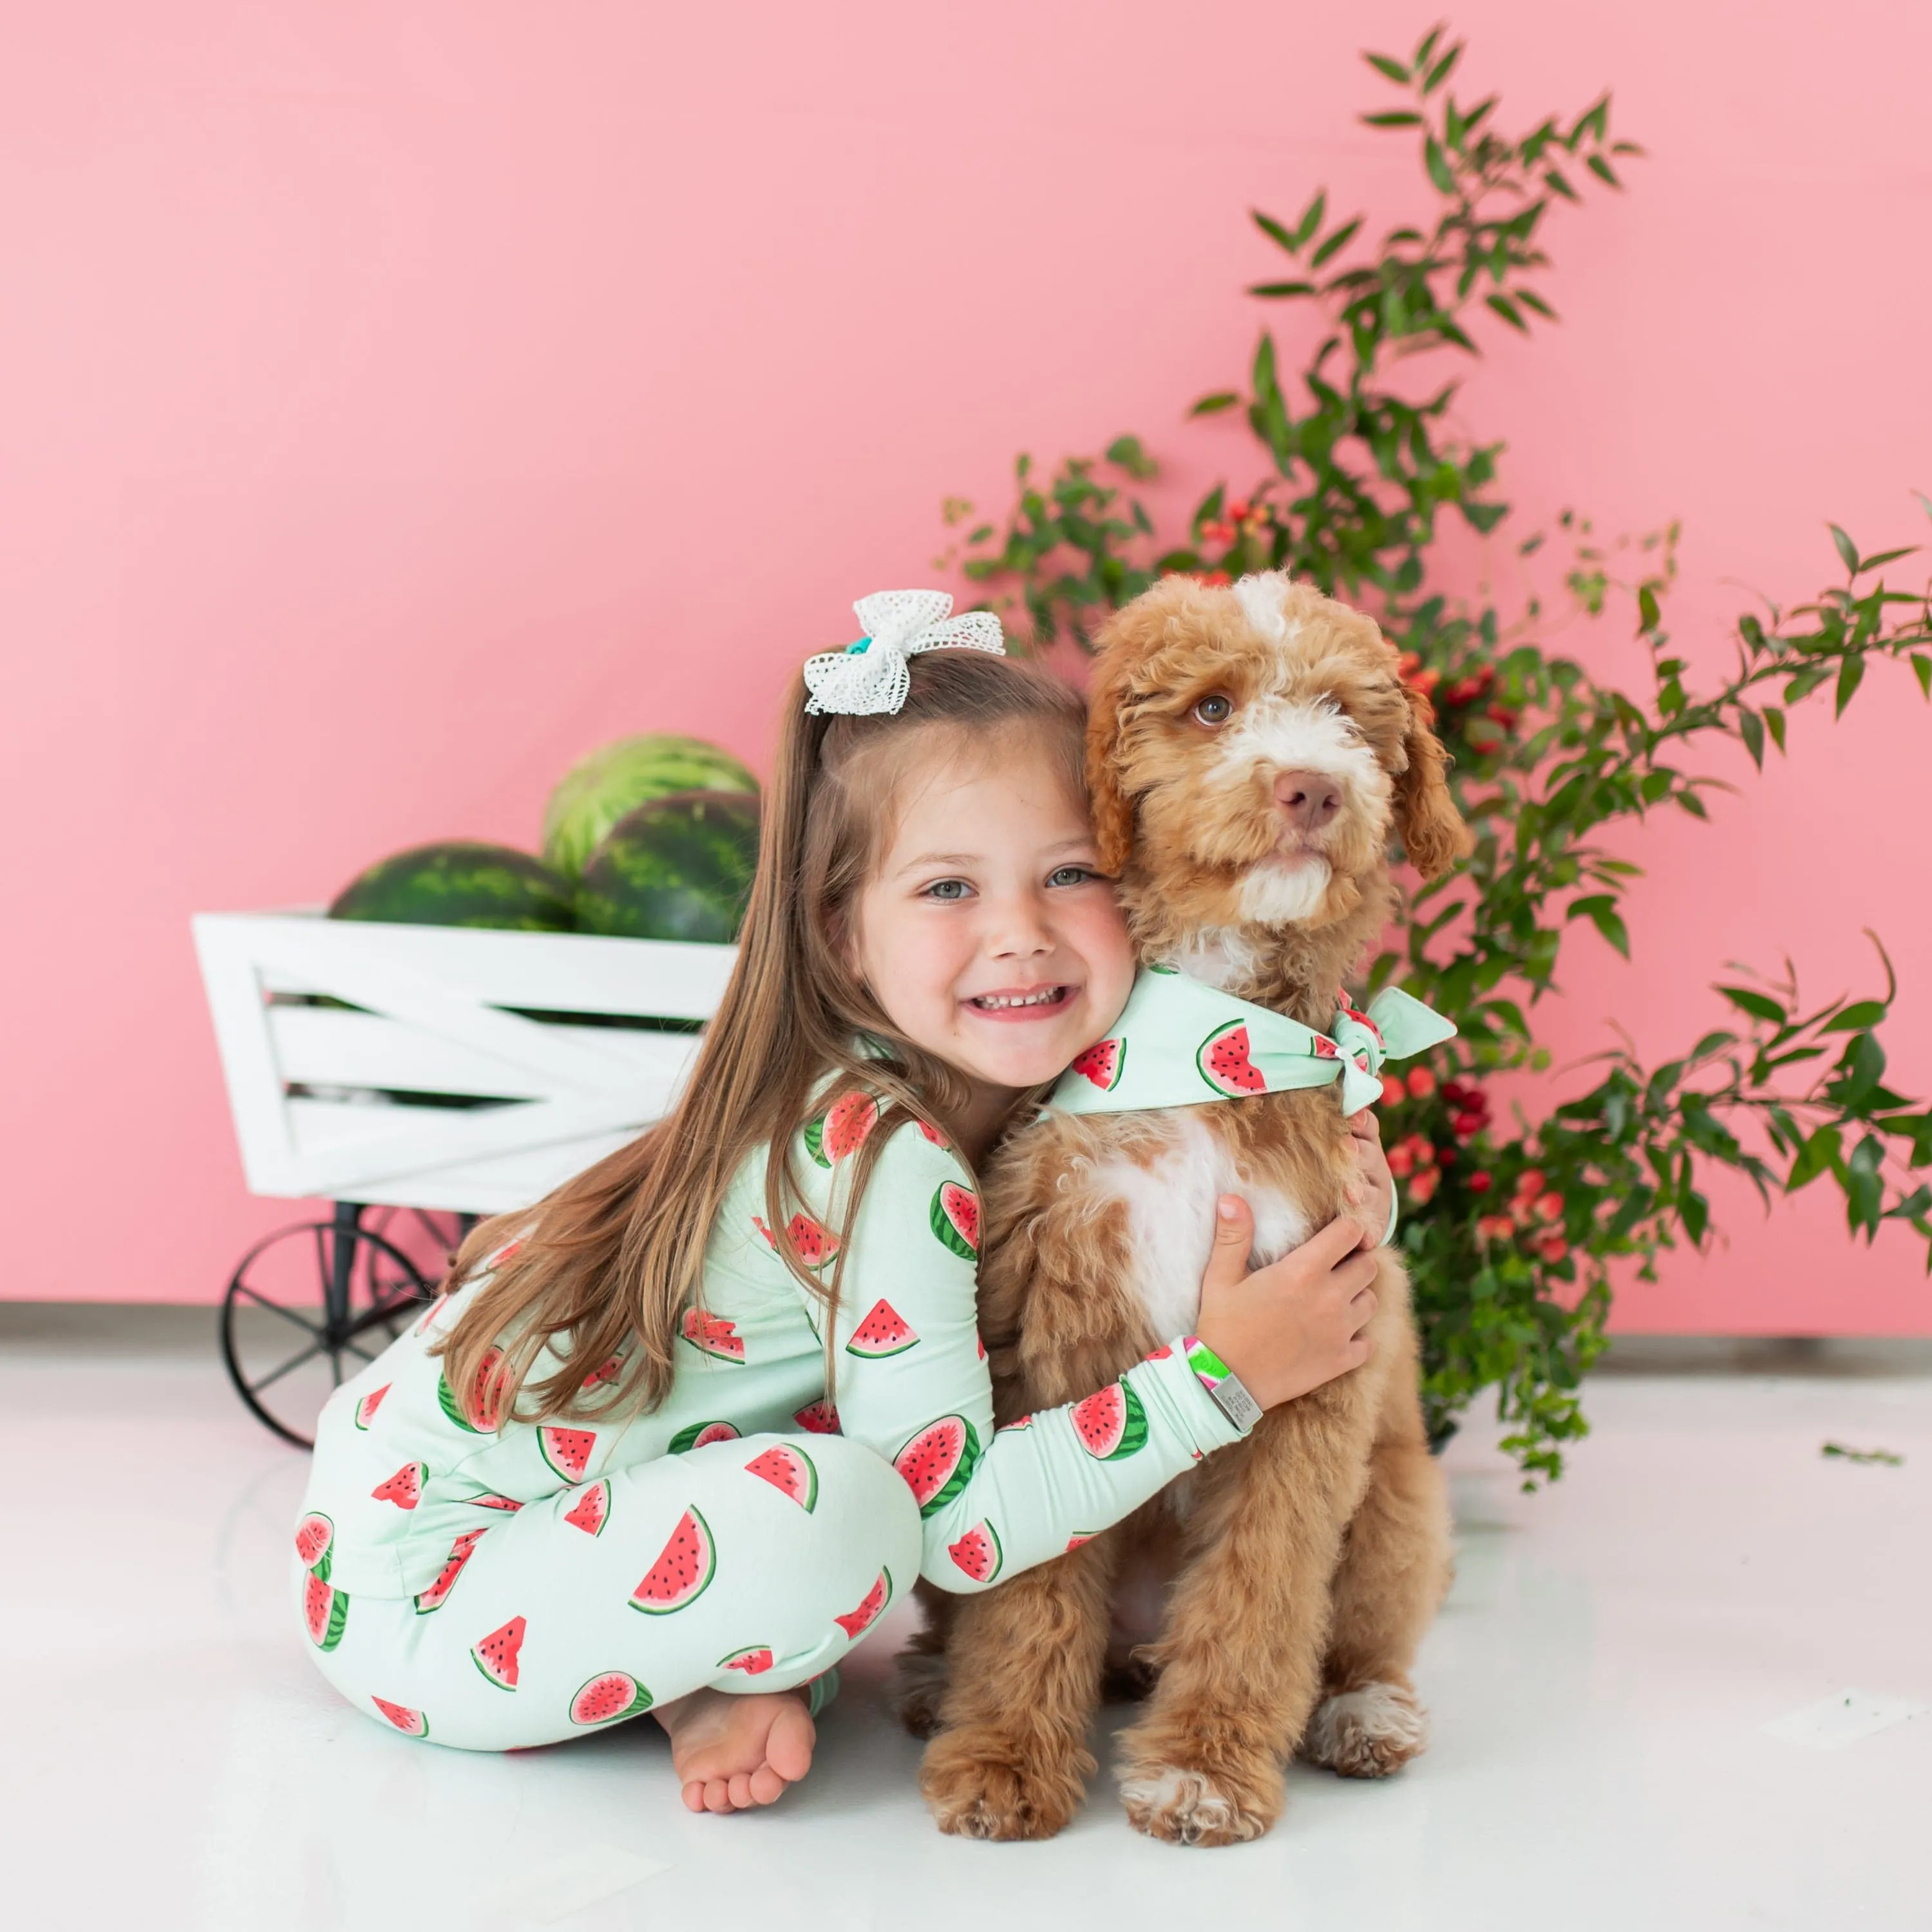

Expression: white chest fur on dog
xmin=1089 ymin=1111 xmax=1316 ymax=1342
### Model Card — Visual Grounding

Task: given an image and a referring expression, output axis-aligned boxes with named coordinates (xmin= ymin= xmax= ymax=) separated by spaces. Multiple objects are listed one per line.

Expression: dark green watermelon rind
xmin=330 ymin=842 xmax=577 ymax=932
xmin=929 ymin=1184 xmax=978 ymax=1261
xmin=574 ymin=792 xmax=761 ymax=945
xmin=436 ymin=1368 xmax=482 ymax=1435
xmin=309 ymin=1579 xmax=350 ymax=1652
xmin=543 ymin=737 xmax=760 ymax=879
xmin=803 ymin=1116 xmax=831 ymax=1168
xmin=1104 ymin=1379 xmax=1151 ymax=1461
xmin=569 ymin=1672 xmax=654 ymax=1725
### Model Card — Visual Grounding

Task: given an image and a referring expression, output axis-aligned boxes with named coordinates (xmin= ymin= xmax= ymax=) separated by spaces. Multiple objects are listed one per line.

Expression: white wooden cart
xmin=193 ymin=910 xmax=734 ymax=1445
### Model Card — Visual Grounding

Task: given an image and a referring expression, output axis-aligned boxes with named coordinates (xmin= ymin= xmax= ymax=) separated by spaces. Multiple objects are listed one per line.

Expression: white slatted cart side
xmin=191 ymin=910 xmax=736 ymax=1444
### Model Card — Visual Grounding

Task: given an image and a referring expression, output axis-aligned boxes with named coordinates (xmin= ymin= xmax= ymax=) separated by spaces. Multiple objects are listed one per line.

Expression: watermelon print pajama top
xmin=292 ymin=1094 xmax=1255 ymax=1751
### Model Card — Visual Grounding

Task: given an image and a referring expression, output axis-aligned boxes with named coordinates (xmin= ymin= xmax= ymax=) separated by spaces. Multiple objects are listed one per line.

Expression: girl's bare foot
xmin=654 ymin=1687 xmax=816 ymax=1814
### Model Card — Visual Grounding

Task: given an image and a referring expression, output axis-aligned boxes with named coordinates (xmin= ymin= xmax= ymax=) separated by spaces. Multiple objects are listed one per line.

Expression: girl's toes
xmin=703 ymin=1777 xmax=734 ymax=1814
xmin=727 ymin=1772 xmax=755 ymax=1809
xmin=766 ymin=1700 xmax=816 ymax=1783
xmin=681 ymin=1779 xmax=705 ymax=1814
xmin=748 ymin=1762 xmax=787 ymax=1806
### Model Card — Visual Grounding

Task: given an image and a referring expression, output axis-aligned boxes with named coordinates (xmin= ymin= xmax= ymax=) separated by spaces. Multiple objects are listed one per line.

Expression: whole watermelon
xmin=328 ymin=842 xmax=576 ymax=931
xmin=576 ymin=792 xmax=760 ymax=944
xmin=542 ymin=735 xmax=758 ymax=880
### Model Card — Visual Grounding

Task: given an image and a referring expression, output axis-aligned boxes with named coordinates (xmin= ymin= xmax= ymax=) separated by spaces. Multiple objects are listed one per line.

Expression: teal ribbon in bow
xmin=1048 ymin=965 xmax=1456 ymax=1119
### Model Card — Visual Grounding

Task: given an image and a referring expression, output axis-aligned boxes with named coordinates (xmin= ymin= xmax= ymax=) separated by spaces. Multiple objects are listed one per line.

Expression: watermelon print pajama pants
xmin=298 ymin=1429 xmax=922 ymax=1751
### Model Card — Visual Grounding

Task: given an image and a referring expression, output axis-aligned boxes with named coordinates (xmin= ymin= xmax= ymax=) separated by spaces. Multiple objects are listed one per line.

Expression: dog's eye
xmin=1192 ymin=693 xmax=1234 ymax=726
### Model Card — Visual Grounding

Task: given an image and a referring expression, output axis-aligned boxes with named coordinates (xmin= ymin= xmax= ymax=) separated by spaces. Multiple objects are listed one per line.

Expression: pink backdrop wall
xmin=4 ymin=1 xmax=1928 ymax=1330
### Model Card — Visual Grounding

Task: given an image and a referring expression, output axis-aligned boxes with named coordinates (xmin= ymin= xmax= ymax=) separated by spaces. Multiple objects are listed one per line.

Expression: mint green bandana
xmin=1048 ymin=965 xmax=1456 ymax=1118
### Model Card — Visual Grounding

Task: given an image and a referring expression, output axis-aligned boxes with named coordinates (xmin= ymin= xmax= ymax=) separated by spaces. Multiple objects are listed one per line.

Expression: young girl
xmin=291 ymin=591 xmax=1392 ymax=1815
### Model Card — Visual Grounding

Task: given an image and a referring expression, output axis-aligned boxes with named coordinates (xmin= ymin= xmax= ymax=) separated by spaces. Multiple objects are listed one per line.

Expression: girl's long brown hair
xmin=435 ymin=647 xmax=1086 ymax=1425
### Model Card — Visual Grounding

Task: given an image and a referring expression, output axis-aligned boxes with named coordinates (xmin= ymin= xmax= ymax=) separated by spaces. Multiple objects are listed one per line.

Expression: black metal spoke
xmin=231 ymin=1284 xmax=325 ymax=1338
xmin=249 ymin=1338 xmax=327 ymax=1394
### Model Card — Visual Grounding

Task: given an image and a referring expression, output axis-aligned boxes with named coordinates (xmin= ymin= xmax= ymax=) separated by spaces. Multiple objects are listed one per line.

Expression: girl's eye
xmin=1047 ymin=865 xmax=1096 ymax=888
xmin=1192 ymin=693 xmax=1234 ymax=726
xmin=922 ymin=878 xmax=972 ymax=902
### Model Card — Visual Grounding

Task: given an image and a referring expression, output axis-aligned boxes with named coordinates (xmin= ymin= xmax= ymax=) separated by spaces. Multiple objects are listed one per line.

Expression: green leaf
xmin=1189 ymin=392 xmax=1240 ymax=417
xmin=1681 ymin=1190 xmax=1709 ymax=1247
xmin=1309 ymin=217 xmax=1363 ymax=269
xmin=1361 ymin=111 xmax=1423 ymax=128
xmin=1423 ymin=43 xmax=1462 ymax=93
xmin=1913 ymin=654 xmax=1932 ymax=699
xmin=1736 ymin=705 xmax=1765 ymax=768
xmin=1291 ymin=189 xmax=1327 ymax=250
xmin=1485 ymin=293 xmax=1527 ymax=332
xmin=1364 ymin=52 xmax=1411 ymax=83
xmin=1103 ymin=435 xmax=1158 ymax=480
xmin=1585 ymin=153 xmax=1620 ymax=187
xmin=1763 ymin=705 xmax=1787 ymax=752
xmin=1717 ymin=985 xmax=1786 ymax=1024
xmin=1425 ymin=137 xmax=1457 ymax=195
xmin=1253 ymin=209 xmax=1300 ymax=254
xmin=1249 ymin=280 xmax=1318 ymax=299
xmin=1829 ymin=523 xmax=1859 ymax=574
xmin=1637 ymin=584 xmax=1660 ymax=630
xmin=1822 ymin=1000 xmax=1889 ymax=1032
xmin=1835 ymin=652 xmax=1865 ymax=716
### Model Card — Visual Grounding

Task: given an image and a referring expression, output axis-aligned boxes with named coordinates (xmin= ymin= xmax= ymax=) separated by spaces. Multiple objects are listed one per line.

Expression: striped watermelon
xmin=569 ymin=1671 xmax=653 ymax=1725
xmin=575 ymin=792 xmax=761 ymax=944
xmin=930 ymin=1182 xmax=978 ymax=1259
xmin=804 ymin=1091 xmax=879 ymax=1167
xmin=305 ymin=1571 xmax=348 ymax=1651
xmin=437 ymin=1346 xmax=505 ymax=1434
xmin=893 ymin=1416 xmax=979 ymax=1516
xmin=542 ymin=734 xmax=759 ymax=879
xmin=668 ymin=1419 xmax=741 ymax=1454
xmin=293 ymin=1512 xmax=333 ymax=1575
xmin=328 ymin=842 xmax=575 ymax=932
xmin=1070 ymin=1380 xmax=1150 ymax=1461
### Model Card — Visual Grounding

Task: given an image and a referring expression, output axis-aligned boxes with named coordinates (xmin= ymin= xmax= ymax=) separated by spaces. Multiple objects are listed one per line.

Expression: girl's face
xmin=850 ymin=728 xmax=1135 ymax=1128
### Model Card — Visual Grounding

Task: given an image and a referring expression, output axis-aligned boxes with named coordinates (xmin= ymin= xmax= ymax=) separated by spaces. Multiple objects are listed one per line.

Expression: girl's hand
xmin=1344 ymin=1108 xmax=1396 ymax=1244
xmin=1191 ymin=1198 xmax=1379 ymax=1411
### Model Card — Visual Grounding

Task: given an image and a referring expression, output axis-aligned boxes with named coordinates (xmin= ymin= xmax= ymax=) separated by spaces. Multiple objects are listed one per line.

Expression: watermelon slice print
xmin=893 ymin=1416 xmax=980 ymax=1517
xmin=569 ymin=1672 xmax=652 ymax=1725
xmin=372 ymin=1461 xmax=426 ymax=1510
xmin=465 ymin=1492 xmax=523 ymax=1513
xmin=630 ymin=1507 xmax=716 ymax=1615
xmin=717 ymin=1645 xmax=775 ymax=1676
xmin=471 ymin=1615 xmax=526 ymax=1691
xmin=293 ymin=1511 xmax=334 ymax=1576
xmin=538 ymin=1427 xmax=596 ymax=1482
xmin=947 ymin=1520 xmax=1003 ymax=1584
xmin=1144 ymin=1343 xmax=1173 ymax=1361
xmin=1312 ymin=1034 xmax=1339 ymax=1058
xmin=930 ymin=1182 xmax=979 ymax=1260
xmin=371 ymin=1696 xmax=428 ymax=1738
xmin=1070 ymin=1037 xmax=1126 ymax=1091
xmin=1070 ymin=1380 xmax=1150 ymax=1461
xmin=833 ymin=1567 xmax=891 ymax=1640
xmin=414 ymin=1529 xmax=488 ymax=1614
xmin=437 ymin=1345 xmax=506 ymax=1434
xmin=668 ymin=1419 xmax=741 ymax=1454
xmin=753 ymin=1213 xmax=840 ymax=1271
xmin=845 ymin=1298 xmax=918 ymax=1359
xmin=484 ymin=1237 xmax=524 ymax=1272
xmin=1198 ymin=1021 xmax=1266 ymax=1095
xmin=916 ymin=1118 xmax=951 ymax=1149
xmin=304 ymin=1570 xmax=348 ymax=1651
xmin=562 ymin=1479 xmax=611 ymax=1538
xmin=996 ymin=1414 xmax=1034 ymax=1432
xmin=1066 ymin=1531 xmax=1096 ymax=1551
xmin=792 ymin=1400 xmax=840 ymax=1435
xmin=804 ymin=1090 xmax=878 ymax=1167
xmin=353 ymin=1385 xmax=390 ymax=1430
xmin=679 ymin=1308 xmax=747 ymax=1363
xmin=579 ymin=1352 xmax=624 ymax=1393
xmin=744 ymin=1444 xmax=817 ymax=1512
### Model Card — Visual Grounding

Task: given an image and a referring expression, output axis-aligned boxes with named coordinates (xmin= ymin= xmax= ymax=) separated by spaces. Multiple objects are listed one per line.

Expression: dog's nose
xmin=1274 ymin=768 xmax=1341 ymax=831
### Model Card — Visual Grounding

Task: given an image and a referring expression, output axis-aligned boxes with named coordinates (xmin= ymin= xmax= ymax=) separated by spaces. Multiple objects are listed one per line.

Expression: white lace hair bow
xmin=802 ymin=590 xmax=1006 ymax=717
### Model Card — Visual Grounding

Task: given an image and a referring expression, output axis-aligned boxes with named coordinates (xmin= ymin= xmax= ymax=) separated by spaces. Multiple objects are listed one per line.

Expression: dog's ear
xmin=1394 ymin=681 xmax=1473 ymax=880
xmin=1084 ymin=647 xmax=1137 ymax=876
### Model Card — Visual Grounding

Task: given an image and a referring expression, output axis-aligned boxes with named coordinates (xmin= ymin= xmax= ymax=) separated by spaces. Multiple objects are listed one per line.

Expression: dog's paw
xmin=891 ymin=1647 xmax=949 ymax=1739
xmin=1302 ymin=1680 xmax=1428 ymax=1778
xmin=920 ymin=1725 xmax=1090 ymax=1841
xmin=1117 ymin=1759 xmax=1281 ymax=1846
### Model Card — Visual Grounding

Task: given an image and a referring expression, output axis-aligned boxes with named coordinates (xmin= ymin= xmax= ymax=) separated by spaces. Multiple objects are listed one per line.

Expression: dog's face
xmin=1086 ymin=572 xmax=1470 ymax=935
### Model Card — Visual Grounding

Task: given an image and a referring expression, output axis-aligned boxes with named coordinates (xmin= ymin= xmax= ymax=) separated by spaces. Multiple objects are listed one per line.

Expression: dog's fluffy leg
xmin=1304 ymin=1325 xmax=1452 ymax=1778
xmin=1116 ymin=1376 xmax=1376 ymax=1846
xmin=919 ymin=1532 xmax=1119 ymax=1842
xmin=892 ymin=1580 xmax=958 ymax=1740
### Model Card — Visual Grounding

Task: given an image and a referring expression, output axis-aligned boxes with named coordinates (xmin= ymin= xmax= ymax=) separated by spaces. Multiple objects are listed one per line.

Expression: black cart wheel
xmin=220 ymin=1202 xmax=440 ymax=1448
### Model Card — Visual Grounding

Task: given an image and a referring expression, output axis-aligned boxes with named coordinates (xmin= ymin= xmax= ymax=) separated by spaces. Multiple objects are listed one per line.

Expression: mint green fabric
xmin=1049 ymin=965 xmax=1455 ymax=1119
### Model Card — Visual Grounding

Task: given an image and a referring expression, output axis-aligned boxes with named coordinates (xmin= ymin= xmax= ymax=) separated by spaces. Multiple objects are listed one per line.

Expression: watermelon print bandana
xmin=1048 ymin=965 xmax=1456 ymax=1119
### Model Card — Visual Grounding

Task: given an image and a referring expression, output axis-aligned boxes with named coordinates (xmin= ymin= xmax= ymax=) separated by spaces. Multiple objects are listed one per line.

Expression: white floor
xmin=3 ymin=1318 xmax=1927 ymax=1932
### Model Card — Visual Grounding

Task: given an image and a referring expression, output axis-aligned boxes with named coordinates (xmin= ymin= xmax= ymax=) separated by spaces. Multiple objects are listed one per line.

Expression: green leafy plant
xmin=943 ymin=24 xmax=1932 ymax=1481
